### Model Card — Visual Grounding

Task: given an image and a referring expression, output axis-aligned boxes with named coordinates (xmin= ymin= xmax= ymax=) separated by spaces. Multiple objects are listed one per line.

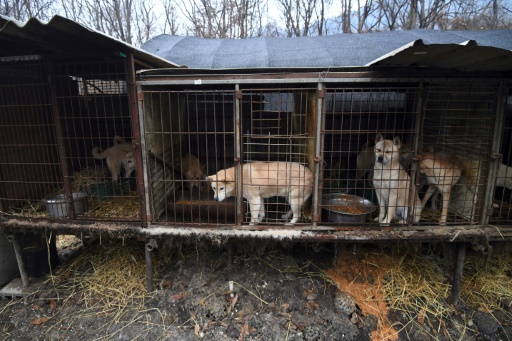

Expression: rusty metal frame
xmin=126 ymin=53 xmax=148 ymax=227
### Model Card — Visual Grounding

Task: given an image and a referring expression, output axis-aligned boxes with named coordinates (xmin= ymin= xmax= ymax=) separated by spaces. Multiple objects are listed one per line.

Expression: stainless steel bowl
xmin=322 ymin=193 xmax=376 ymax=223
xmin=45 ymin=192 xmax=87 ymax=218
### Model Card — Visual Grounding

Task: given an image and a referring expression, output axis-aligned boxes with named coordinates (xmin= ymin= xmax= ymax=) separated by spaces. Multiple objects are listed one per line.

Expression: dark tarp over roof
xmin=142 ymin=29 xmax=512 ymax=73
xmin=0 ymin=15 xmax=178 ymax=69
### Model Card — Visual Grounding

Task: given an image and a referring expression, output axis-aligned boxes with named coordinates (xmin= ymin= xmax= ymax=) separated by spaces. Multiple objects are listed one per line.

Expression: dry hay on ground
xmin=326 ymin=245 xmax=512 ymax=341
xmin=462 ymin=252 xmax=512 ymax=316
xmin=82 ymin=194 xmax=140 ymax=219
xmin=48 ymin=240 xmax=162 ymax=322
xmin=71 ymin=167 xmax=110 ymax=193
xmin=326 ymin=247 xmax=399 ymax=341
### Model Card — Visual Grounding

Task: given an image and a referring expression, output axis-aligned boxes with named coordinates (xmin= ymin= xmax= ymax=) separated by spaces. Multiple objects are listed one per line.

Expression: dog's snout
xmin=214 ymin=196 xmax=219 ymax=201
xmin=377 ymin=156 xmax=383 ymax=163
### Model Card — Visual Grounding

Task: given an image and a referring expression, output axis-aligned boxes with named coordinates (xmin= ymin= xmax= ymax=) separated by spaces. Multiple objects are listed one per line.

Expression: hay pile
xmin=326 ymin=248 xmax=399 ymax=341
xmin=83 ymin=194 xmax=140 ymax=219
xmin=71 ymin=167 xmax=110 ymax=193
xmin=48 ymin=240 xmax=161 ymax=322
xmin=326 ymin=245 xmax=512 ymax=341
xmin=462 ymin=252 xmax=512 ymax=315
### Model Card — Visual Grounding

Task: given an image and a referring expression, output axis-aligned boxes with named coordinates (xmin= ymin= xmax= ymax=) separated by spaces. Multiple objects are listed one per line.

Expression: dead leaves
xmin=417 ymin=308 xmax=426 ymax=325
xmin=171 ymin=283 xmax=187 ymax=301
xmin=30 ymin=317 xmax=50 ymax=325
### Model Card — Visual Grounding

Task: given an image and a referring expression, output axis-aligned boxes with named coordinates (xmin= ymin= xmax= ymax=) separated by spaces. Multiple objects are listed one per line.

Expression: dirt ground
xmin=0 ymin=236 xmax=511 ymax=341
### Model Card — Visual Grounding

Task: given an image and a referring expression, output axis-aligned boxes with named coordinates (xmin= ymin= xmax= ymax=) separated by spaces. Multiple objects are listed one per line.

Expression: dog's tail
xmin=92 ymin=147 xmax=106 ymax=159
xmin=113 ymin=136 xmax=126 ymax=145
xmin=302 ymin=196 xmax=313 ymax=222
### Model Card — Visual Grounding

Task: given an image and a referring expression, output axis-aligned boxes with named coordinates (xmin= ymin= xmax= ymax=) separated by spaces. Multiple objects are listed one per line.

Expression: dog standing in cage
xmin=206 ymin=161 xmax=313 ymax=225
xmin=92 ymin=136 xmax=136 ymax=181
xmin=357 ymin=139 xmax=414 ymax=179
xmin=416 ymin=152 xmax=462 ymax=224
xmin=372 ymin=133 xmax=423 ymax=224
xmin=179 ymin=154 xmax=206 ymax=190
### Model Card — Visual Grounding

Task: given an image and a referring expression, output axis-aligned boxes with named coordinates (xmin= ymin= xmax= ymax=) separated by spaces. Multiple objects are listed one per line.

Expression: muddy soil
xmin=0 ymin=238 xmax=511 ymax=341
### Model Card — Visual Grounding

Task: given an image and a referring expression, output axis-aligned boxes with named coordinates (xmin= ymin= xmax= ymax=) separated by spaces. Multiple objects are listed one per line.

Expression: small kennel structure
xmin=1 ymin=17 xmax=511 ymax=300
xmin=0 ymin=15 xmax=177 ymax=228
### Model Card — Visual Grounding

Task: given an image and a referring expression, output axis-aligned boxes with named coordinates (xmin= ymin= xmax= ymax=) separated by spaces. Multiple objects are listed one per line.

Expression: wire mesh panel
xmin=322 ymin=86 xmax=419 ymax=225
xmin=241 ymin=89 xmax=315 ymax=225
xmin=142 ymin=87 xmax=315 ymax=226
xmin=140 ymin=78 xmax=503 ymax=229
xmin=0 ymin=59 xmax=141 ymax=221
xmin=421 ymin=82 xmax=498 ymax=225
xmin=143 ymin=89 xmax=236 ymax=224
xmin=321 ymin=82 xmax=499 ymax=226
xmin=0 ymin=61 xmax=61 ymax=217
xmin=491 ymin=92 xmax=512 ymax=224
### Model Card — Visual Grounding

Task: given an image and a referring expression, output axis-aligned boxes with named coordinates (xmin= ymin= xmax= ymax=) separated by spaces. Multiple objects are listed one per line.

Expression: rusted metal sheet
xmin=4 ymin=215 xmax=511 ymax=244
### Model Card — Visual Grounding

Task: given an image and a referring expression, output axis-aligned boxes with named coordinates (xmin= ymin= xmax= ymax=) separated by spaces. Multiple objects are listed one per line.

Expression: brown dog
xmin=372 ymin=134 xmax=422 ymax=224
xmin=417 ymin=152 xmax=462 ymax=224
xmin=206 ymin=162 xmax=313 ymax=225
xmin=180 ymin=154 xmax=206 ymax=190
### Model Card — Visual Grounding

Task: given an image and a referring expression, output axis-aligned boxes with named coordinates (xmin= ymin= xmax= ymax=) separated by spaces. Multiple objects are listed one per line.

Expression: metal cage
xmin=137 ymin=74 xmax=509 ymax=230
xmin=0 ymin=58 xmax=144 ymax=222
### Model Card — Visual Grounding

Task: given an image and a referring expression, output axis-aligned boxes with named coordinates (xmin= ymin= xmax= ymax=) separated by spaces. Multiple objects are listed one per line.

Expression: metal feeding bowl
xmin=45 ymin=192 xmax=87 ymax=218
xmin=322 ymin=193 xmax=376 ymax=224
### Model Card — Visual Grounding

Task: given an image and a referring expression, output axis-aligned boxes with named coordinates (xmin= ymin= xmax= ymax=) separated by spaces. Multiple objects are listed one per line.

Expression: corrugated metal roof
xmin=0 ymin=15 xmax=179 ymax=69
xmin=141 ymin=29 xmax=512 ymax=72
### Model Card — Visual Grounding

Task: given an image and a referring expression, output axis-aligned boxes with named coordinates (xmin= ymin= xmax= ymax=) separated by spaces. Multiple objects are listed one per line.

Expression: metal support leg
xmin=8 ymin=234 xmax=30 ymax=287
xmin=451 ymin=243 xmax=467 ymax=305
xmin=145 ymin=239 xmax=155 ymax=292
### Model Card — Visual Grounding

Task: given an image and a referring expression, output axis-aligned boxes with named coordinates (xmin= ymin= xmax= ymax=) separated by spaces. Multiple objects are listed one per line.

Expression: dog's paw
xmin=373 ymin=217 xmax=380 ymax=222
xmin=379 ymin=219 xmax=390 ymax=226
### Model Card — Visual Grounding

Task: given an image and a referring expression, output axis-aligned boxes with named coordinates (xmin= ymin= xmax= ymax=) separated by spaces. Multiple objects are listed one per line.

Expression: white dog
xmin=92 ymin=136 xmax=135 ymax=181
xmin=372 ymin=133 xmax=422 ymax=224
xmin=206 ymin=162 xmax=313 ymax=225
xmin=357 ymin=139 xmax=413 ymax=179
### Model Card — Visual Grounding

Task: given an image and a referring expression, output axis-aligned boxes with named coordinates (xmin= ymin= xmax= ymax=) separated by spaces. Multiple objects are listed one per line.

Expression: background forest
xmin=1 ymin=0 xmax=511 ymax=47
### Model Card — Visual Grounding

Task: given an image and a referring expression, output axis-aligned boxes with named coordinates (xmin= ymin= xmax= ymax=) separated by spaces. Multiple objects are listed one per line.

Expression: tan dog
xmin=92 ymin=136 xmax=135 ymax=181
xmin=357 ymin=139 xmax=413 ymax=179
xmin=417 ymin=152 xmax=462 ymax=224
xmin=372 ymin=133 xmax=422 ymax=224
xmin=206 ymin=162 xmax=313 ymax=225
xmin=180 ymin=154 xmax=206 ymax=190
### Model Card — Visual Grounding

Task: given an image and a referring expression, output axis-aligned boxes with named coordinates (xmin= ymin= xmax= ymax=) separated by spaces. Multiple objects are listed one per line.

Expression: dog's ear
xmin=393 ymin=136 xmax=401 ymax=148
xmin=376 ymin=133 xmax=383 ymax=143
xmin=205 ymin=175 xmax=213 ymax=182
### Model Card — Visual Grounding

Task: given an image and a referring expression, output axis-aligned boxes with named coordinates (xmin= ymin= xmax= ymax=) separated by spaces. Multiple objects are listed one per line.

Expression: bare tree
xmin=161 ymin=0 xmax=181 ymax=35
xmin=276 ymin=0 xmax=336 ymax=36
xmin=60 ymin=0 xmax=86 ymax=22
xmin=135 ymin=1 xmax=158 ymax=45
xmin=178 ymin=0 xmax=265 ymax=38
xmin=340 ymin=0 xmax=352 ymax=32
xmin=1 ymin=0 xmax=55 ymax=21
xmin=276 ymin=0 xmax=302 ymax=36
xmin=356 ymin=0 xmax=379 ymax=32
